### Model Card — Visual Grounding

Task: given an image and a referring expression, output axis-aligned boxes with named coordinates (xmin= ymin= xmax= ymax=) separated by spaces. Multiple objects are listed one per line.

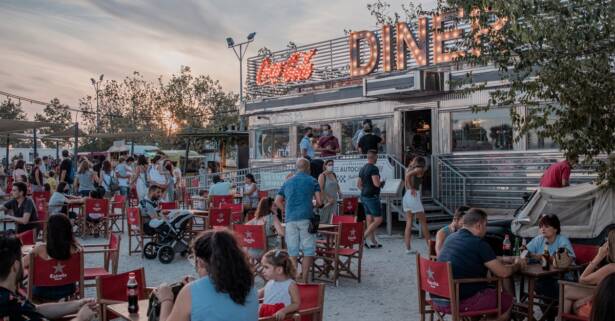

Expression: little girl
xmin=258 ymin=249 xmax=301 ymax=320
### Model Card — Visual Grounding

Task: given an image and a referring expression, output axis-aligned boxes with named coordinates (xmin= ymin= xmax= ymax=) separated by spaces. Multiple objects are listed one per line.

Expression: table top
xmin=519 ymin=263 xmax=581 ymax=277
xmin=107 ymin=300 xmax=150 ymax=321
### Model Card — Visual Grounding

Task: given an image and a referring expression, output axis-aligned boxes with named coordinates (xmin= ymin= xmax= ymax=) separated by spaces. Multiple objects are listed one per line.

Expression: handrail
xmin=433 ymin=156 xmax=466 ymax=215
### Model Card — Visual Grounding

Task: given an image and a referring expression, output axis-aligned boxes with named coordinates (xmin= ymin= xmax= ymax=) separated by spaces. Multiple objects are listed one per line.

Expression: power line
xmin=0 ymin=90 xmax=95 ymax=115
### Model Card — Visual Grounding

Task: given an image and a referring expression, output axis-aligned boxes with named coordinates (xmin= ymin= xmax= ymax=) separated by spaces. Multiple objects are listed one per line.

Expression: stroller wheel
xmin=158 ymin=245 xmax=175 ymax=264
xmin=180 ymin=250 xmax=188 ymax=257
xmin=143 ymin=242 xmax=158 ymax=259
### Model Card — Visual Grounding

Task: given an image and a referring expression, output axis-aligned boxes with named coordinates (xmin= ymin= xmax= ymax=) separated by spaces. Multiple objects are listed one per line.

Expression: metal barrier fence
xmin=433 ymin=156 xmax=466 ymax=215
xmin=182 ymin=154 xmax=407 ymax=198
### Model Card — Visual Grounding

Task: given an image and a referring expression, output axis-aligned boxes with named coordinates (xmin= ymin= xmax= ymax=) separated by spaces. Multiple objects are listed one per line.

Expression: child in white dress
xmin=258 ymin=250 xmax=300 ymax=320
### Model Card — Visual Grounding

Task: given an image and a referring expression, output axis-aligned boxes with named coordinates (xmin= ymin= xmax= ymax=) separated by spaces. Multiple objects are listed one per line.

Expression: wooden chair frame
xmin=415 ymin=254 xmax=502 ymax=321
xmin=258 ymin=283 xmax=326 ymax=321
xmin=96 ymin=268 xmax=152 ymax=321
xmin=558 ymin=280 xmax=596 ymax=321
xmin=126 ymin=207 xmax=154 ymax=256
xmin=312 ymin=223 xmax=364 ymax=286
xmin=83 ymin=198 xmax=110 ymax=238
xmin=83 ymin=233 xmax=121 ymax=288
xmin=109 ymin=195 xmax=127 ymax=233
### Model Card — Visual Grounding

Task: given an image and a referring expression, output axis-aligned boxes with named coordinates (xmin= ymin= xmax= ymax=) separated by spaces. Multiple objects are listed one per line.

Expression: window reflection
xmin=341 ymin=118 xmax=387 ymax=154
xmin=255 ymin=128 xmax=290 ymax=159
xmin=452 ymin=109 xmax=513 ymax=152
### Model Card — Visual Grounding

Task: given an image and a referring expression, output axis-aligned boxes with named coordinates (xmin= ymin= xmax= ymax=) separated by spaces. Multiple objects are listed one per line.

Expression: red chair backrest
xmin=97 ymin=268 xmax=146 ymax=301
xmin=85 ymin=198 xmax=109 ymax=219
xmin=211 ymin=195 xmax=234 ymax=207
xmin=126 ymin=207 xmax=141 ymax=228
xmin=221 ymin=203 xmax=243 ymax=213
xmin=258 ymin=191 xmax=269 ymax=199
xmin=17 ymin=230 xmax=35 ymax=246
xmin=332 ymin=215 xmax=357 ymax=224
xmin=191 ymin=178 xmax=200 ymax=188
xmin=111 ymin=195 xmax=126 ymax=209
xmin=6 ymin=176 xmax=13 ymax=193
xmin=160 ymin=201 xmax=177 ymax=210
xmin=339 ymin=222 xmax=364 ymax=247
xmin=233 ymin=224 xmax=267 ymax=251
xmin=209 ymin=208 xmax=232 ymax=228
xmin=34 ymin=198 xmax=48 ymax=221
xmin=417 ymin=255 xmax=452 ymax=298
xmin=297 ymin=283 xmax=324 ymax=321
xmin=31 ymin=251 xmax=83 ymax=287
xmin=32 ymin=191 xmax=51 ymax=203
xmin=342 ymin=197 xmax=359 ymax=215
xmin=572 ymin=244 xmax=600 ymax=265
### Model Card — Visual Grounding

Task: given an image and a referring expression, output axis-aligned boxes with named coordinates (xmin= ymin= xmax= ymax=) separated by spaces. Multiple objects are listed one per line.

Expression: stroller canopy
xmin=512 ymin=183 xmax=615 ymax=240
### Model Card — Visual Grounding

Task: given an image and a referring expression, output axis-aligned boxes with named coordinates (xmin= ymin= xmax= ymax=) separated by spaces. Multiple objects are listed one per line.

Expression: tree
xmin=34 ymin=98 xmax=73 ymax=147
xmin=367 ymin=1 xmax=615 ymax=186
xmin=0 ymin=98 xmax=26 ymax=120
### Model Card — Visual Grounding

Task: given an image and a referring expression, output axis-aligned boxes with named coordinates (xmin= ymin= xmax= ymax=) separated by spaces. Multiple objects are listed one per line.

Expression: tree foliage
xmin=34 ymin=98 xmax=73 ymax=147
xmin=367 ymin=0 xmax=615 ymax=186
xmin=78 ymin=67 xmax=239 ymax=149
xmin=0 ymin=98 xmax=26 ymax=120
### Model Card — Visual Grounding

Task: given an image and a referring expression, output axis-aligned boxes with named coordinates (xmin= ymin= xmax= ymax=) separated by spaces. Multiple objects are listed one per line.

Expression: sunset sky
xmin=0 ymin=0 xmax=435 ymax=118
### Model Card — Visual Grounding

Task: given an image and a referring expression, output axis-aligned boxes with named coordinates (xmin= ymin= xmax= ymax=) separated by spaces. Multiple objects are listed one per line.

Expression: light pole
xmin=90 ymin=74 xmax=104 ymax=133
xmin=226 ymin=32 xmax=256 ymax=131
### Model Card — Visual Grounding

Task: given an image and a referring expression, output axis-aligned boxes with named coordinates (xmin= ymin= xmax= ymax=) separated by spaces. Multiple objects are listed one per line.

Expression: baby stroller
xmin=143 ymin=210 xmax=194 ymax=264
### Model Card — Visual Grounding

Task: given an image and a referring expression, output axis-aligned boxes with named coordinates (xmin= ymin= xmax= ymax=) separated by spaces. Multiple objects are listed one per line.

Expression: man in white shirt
xmin=115 ymin=157 xmax=133 ymax=197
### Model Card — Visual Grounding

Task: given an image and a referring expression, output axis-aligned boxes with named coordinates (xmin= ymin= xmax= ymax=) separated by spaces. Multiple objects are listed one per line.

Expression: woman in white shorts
xmin=403 ymin=156 xmax=429 ymax=254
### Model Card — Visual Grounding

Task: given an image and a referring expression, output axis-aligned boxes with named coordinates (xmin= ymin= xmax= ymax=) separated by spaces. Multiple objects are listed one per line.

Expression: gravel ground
xmin=78 ymin=224 xmax=427 ymax=321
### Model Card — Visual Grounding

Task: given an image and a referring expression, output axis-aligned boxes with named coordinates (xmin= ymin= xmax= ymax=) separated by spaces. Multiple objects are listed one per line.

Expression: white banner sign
xmin=333 ymin=158 xmax=395 ymax=195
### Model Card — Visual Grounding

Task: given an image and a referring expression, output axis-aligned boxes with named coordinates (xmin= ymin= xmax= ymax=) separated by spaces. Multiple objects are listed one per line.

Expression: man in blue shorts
xmin=357 ymin=150 xmax=385 ymax=248
xmin=276 ymin=158 xmax=322 ymax=282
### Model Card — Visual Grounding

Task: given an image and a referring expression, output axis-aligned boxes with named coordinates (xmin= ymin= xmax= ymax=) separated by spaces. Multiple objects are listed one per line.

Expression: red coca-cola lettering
xmin=256 ymin=49 xmax=317 ymax=85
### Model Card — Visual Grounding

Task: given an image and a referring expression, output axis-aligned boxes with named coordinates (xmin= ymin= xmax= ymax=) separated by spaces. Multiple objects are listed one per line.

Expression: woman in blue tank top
xmin=434 ymin=206 xmax=470 ymax=257
xmin=154 ymin=230 xmax=258 ymax=321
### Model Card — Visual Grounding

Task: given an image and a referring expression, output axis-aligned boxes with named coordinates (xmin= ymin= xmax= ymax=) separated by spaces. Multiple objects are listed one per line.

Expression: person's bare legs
xmin=416 ymin=212 xmax=430 ymax=248
xmin=290 ymin=256 xmax=299 ymax=278
xmin=404 ymin=211 xmax=414 ymax=250
xmin=300 ymin=256 xmax=313 ymax=283
xmin=364 ymin=215 xmax=383 ymax=245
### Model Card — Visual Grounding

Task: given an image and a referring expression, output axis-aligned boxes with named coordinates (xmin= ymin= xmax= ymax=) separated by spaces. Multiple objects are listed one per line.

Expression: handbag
xmin=308 ymin=207 xmax=322 ymax=234
xmin=147 ymin=282 xmax=184 ymax=321
xmin=553 ymin=247 xmax=573 ymax=269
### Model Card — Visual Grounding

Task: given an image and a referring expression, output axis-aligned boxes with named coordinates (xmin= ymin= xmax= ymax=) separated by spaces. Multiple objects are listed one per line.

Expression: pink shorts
xmin=433 ymin=288 xmax=513 ymax=315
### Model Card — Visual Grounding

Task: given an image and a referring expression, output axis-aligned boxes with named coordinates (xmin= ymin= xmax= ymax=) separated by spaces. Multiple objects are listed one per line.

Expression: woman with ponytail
xmin=154 ymin=230 xmax=258 ymax=321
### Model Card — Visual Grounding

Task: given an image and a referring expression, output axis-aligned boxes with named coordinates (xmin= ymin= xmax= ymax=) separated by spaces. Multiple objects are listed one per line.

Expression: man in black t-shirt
xmin=358 ymin=125 xmax=383 ymax=154
xmin=59 ymin=149 xmax=74 ymax=186
xmin=0 ymin=235 xmax=97 ymax=320
xmin=0 ymin=182 xmax=38 ymax=233
xmin=357 ymin=150 xmax=385 ymax=248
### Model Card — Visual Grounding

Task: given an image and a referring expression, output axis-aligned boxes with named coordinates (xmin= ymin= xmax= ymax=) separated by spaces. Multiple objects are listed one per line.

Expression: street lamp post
xmin=226 ymin=32 xmax=256 ymax=131
xmin=90 ymin=74 xmax=104 ymax=133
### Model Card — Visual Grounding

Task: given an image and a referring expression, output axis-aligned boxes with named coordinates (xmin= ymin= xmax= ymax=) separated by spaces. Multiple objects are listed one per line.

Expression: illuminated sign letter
xmin=432 ymin=11 xmax=464 ymax=64
xmin=468 ymin=8 xmax=507 ymax=57
xmin=349 ymin=31 xmax=379 ymax=77
xmin=396 ymin=18 xmax=428 ymax=69
xmin=381 ymin=25 xmax=393 ymax=72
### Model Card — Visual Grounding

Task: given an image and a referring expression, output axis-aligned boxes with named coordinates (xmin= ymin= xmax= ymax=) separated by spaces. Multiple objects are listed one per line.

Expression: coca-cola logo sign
xmin=256 ymin=49 xmax=317 ymax=85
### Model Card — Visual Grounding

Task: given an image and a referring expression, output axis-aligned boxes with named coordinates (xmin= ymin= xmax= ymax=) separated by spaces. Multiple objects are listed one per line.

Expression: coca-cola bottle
xmin=127 ymin=272 xmax=139 ymax=313
xmin=502 ymin=234 xmax=512 ymax=257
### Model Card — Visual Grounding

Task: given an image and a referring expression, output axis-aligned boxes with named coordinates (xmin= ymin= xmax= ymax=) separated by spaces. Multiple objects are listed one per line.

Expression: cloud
xmin=0 ymin=0 xmax=436 ymax=119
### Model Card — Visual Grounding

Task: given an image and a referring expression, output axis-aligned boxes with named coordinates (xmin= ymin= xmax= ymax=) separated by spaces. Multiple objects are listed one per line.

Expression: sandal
xmin=364 ymin=243 xmax=372 ymax=249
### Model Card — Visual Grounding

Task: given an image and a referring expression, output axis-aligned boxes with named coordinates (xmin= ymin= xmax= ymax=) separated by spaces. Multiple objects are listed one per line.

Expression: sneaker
xmin=364 ymin=243 xmax=372 ymax=249
xmin=372 ymin=243 xmax=383 ymax=248
xmin=406 ymin=249 xmax=417 ymax=255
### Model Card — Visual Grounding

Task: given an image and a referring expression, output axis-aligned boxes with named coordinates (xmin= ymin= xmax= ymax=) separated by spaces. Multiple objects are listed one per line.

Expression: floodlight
xmin=247 ymin=32 xmax=256 ymax=41
xmin=226 ymin=37 xmax=235 ymax=48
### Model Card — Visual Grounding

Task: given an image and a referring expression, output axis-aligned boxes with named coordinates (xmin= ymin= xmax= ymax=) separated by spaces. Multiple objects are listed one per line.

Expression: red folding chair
xmin=233 ymin=224 xmax=267 ymax=276
xmin=160 ymin=201 xmax=178 ymax=210
xmin=558 ymin=280 xmax=595 ymax=321
xmin=572 ymin=244 xmax=599 ymax=265
xmin=258 ymin=190 xmax=269 ymax=199
xmin=208 ymin=207 xmax=232 ymax=229
xmin=258 ymin=283 xmax=326 ymax=321
xmin=96 ymin=268 xmax=148 ymax=321
xmin=128 ymin=186 xmax=139 ymax=207
xmin=28 ymin=251 xmax=84 ymax=301
xmin=428 ymin=239 xmax=437 ymax=260
xmin=211 ymin=195 xmax=234 ymax=208
xmin=84 ymin=198 xmax=110 ymax=237
xmin=17 ymin=229 xmax=35 ymax=245
xmin=340 ymin=197 xmax=359 ymax=216
xmin=127 ymin=207 xmax=153 ymax=256
xmin=331 ymin=215 xmax=357 ymax=225
xmin=83 ymin=233 xmax=121 ymax=287
xmin=312 ymin=222 xmax=365 ymax=286
xmin=221 ymin=203 xmax=244 ymax=223
xmin=416 ymin=254 xmax=502 ymax=321
xmin=32 ymin=191 xmax=51 ymax=204
xmin=109 ymin=194 xmax=127 ymax=233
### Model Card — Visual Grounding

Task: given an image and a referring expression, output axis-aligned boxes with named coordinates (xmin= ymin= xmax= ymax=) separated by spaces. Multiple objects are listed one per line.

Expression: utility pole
xmin=90 ymin=74 xmax=104 ymax=133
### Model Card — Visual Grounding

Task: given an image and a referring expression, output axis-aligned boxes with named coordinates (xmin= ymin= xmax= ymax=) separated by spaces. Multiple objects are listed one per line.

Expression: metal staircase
xmin=434 ymin=151 xmax=598 ymax=211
